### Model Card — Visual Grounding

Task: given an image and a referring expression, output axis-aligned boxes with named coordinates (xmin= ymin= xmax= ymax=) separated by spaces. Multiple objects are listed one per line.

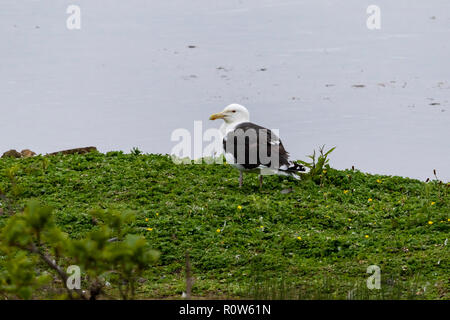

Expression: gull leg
xmin=259 ymin=175 xmax=263 ymax=189
xmin=239 ymin=172 xmax=243 ymax=188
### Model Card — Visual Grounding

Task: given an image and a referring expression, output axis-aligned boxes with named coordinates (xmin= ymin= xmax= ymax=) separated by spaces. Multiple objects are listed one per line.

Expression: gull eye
xmin=232 ymin=110 xmax=236 ymax=113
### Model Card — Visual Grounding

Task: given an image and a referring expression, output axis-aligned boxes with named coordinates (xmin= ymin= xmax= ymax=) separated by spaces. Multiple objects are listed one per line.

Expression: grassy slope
xmin=0 ymin=152 xmax=448 ymax=299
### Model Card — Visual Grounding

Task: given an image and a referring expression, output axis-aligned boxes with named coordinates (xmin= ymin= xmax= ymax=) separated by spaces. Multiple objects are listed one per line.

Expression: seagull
xmin=209 ymin=103 xmax=306 ymax=188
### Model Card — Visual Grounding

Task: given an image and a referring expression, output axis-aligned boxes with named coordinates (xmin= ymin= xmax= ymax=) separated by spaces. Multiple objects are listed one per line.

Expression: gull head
xmin=209 ymin=103 xmax=250 ymax=124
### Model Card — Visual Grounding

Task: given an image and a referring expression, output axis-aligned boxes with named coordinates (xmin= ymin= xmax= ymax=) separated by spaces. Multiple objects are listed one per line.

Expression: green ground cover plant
xmin=0 ymin=151 xmax=448 ymax=299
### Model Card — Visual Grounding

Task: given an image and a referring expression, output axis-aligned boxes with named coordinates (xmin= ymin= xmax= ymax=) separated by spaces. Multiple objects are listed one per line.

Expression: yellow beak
xmin=209 ymin=112 xmax=225 ymax=120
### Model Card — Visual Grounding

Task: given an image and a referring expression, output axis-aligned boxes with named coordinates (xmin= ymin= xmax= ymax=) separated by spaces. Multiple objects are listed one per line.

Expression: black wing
xmin=223 ymin=122 xmax=290 ymax=170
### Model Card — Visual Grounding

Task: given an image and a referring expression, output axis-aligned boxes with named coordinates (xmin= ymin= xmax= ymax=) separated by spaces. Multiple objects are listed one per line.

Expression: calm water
xmin=1 ymin=0 xmax=449 ymax=181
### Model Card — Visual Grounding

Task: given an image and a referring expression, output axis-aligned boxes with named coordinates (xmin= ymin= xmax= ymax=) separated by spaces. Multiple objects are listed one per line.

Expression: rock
xmin=47 ymin=146 xmax=97 ymax=156
xmin=137 ymin=277 xmax=147 ymax=284
xmin=20 ymin=149 xmax=36 ymax=158
xmin=281 ymin=188 xmax=293 ymax=194
xmin=1 ymin=149 xmax=22 ymax=158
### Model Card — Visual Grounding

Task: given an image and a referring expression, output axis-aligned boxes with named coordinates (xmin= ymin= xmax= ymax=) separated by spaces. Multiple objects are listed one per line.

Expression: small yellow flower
xmin=156 ymin=212 xmax=159 ymax=216
xmin=368 ymin=198 xmax=373 ymax=202
xmin=428 ymin=221 xmax=433 ymax=225
xmin=430 ymin=202 xmax=436 ymax=206
xmin=260 ymin=226 xmax=264 ymax=229
xmin=297 ymin=236 xmax=302 ymax=240
xmin=448 ymin=218 xmax=450 ymax=222
xmin=343 ymin=190 xmax=349 ymax=194
xmin=376 ymin=179 xmax=381 ymax=183
xmin=216 ymin=228 xmax=221 ymax=233
xmin=237 ymin=205 xmax=242 ymax=210
xmin=323 ymin=170 xmax=327 ymax=174
xmin=364 ymin=235 xmax=369 ymax=239
xmin=145 ymin=218 xmax=149 ymax=222
xmin=146 ymin=228 xmax=153 ymax=231
xmin=348 ymin=218 xmax=352 ymax=222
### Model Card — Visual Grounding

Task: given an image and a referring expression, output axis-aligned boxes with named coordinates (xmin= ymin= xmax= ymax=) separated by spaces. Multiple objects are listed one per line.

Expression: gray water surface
xmin=1 ymin=0 xmax=449 ymax=181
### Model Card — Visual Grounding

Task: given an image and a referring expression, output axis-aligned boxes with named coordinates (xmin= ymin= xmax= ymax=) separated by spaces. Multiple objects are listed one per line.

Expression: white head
xmin=209 ymin=103 xmax=250 ymax=124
